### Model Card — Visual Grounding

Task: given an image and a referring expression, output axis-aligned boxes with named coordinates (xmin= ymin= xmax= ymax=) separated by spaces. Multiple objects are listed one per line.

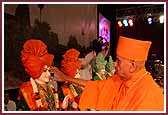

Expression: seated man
xmin=59 ymin=48 xmax=83 ymax=110
xmin=17 ymin=39 xmax=59 ymax=111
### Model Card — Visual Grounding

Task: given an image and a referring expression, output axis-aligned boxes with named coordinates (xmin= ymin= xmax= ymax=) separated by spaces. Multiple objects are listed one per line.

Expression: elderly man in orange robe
xmin=51 ymin=36 xmax=164 ymax=111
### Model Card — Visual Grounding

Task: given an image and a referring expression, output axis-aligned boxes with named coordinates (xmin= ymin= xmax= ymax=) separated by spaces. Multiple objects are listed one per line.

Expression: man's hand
xmin=50 ymin=66 xmax=87 ymax=87
xmin=50 ymin=66 xmax=67 ymax=82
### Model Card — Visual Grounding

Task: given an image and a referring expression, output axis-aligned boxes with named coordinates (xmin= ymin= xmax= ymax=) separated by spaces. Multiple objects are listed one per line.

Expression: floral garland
xmin=30 ymin=78 xmax=59 ymax=111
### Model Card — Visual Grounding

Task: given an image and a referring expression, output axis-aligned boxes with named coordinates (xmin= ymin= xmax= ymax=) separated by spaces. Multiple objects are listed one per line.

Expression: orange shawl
xmin=19 ymin=82 xmax=38 ymax=110
xmin=79 ymin=69 xmax=164 ymax=111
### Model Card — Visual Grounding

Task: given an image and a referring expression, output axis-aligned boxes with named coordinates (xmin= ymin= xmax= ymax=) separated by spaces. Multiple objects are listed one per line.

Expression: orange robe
xmin=19 ymin=82 xmax=38 ymax=110
xmin=79 ymin=69 xmax=164 ymax=111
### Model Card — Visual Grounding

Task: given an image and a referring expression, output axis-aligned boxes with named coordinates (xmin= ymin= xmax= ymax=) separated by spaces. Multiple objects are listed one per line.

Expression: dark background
xmin=98 ymin=4 xmax=164 ymax=62
xmin=4 ymin=4 xmax=165 ymax=107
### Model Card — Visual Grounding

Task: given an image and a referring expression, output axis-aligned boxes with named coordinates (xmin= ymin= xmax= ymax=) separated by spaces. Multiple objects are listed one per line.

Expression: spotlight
xmin=123 ymin=19 xmax=128 ymax=27
xmin=128 ymin=19 xmax=133 ymax=27
xmin=117 ymin=21 xmax=123 ymax=27
xmin=148 ymin=17 xmax=152 ymax=22
xmin=147 ymin=17 xmax=153 ymax=24
xmin=159 ymin=15 xmax=164 ymax=23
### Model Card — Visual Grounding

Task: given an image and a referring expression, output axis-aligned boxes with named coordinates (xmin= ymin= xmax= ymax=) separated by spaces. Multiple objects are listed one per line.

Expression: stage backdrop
xmin=4 ymin=4 xmax=97 ymax=47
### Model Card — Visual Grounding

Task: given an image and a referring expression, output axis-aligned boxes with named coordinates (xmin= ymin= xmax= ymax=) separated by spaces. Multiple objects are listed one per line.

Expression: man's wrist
xmin=66 ymin=77 xmax=72 ymax=82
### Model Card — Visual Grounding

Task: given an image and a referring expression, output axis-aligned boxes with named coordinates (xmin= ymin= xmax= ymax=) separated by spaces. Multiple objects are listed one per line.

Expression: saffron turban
xmin=61 ymin=48 xmax=81 ymax=78
xmin=117 ymin=36 xmax=152 ymax=61
xmin=21 ymin=39 xmax=54 ymax=79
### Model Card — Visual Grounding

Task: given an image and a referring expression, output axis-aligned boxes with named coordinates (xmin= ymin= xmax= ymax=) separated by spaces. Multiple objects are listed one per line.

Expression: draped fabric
xmin=19 ymin=82 xmax=37 ymax=110
xmin=79 ymin=69 xmax=164 ymax=111
xmin=61 ymin=48 xmax=81 ymax=78
xmin=19 ymin=81 xmax=59 ymax=111
xmin=21 ymin=39 xmax=54 ymax=79
xmin=79 ymin=75 xmax=121 ymax=110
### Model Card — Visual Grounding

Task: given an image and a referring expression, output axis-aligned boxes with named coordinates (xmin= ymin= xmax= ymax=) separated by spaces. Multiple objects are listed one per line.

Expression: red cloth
xmin=19 ymin=82 xmax=47 ymax=111
xmin=19 ymin=82 xmax=38 ymax=110
xmin=23 ymin=56 xmax=45 ymax=79
xmin=21 ymin=39 xmax=54 ymax=79
xmin=63 ymin=48 xmax=80 ymax=61
xmin=61 ymin=61 xmax=81 ymax=78
xmin=61 ymin=48 xmax=81 ymax=78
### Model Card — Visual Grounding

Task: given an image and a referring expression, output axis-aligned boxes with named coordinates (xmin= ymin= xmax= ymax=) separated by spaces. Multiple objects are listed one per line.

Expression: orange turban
xmin=21 ymin=39 xmax=54 ymax=79
xmin=117 ymin=36 xmax=152 ymax=61
xmin=61 ymin=48 xmax=81 ymax=78
xmin=62 ymin=48 xmax=80 ymax=62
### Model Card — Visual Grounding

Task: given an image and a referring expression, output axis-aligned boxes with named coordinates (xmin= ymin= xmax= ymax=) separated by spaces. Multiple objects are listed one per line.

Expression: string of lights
xmin=116 ymin=4 xmax=164 ymax=27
